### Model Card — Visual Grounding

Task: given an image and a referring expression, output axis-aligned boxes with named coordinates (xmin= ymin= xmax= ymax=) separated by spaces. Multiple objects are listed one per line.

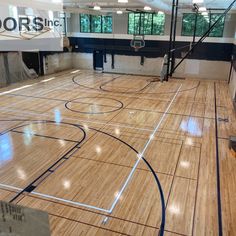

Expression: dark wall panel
xmin=233 ymin=44 xmax=236 ymax=71
xmin=69 ymin=37 xmax=233 ymax=62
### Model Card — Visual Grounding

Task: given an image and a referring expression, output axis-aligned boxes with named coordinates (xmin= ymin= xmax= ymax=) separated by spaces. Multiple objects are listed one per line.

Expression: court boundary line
xmin=214 ymin=82 xmax=223 ymax=236
xmin=108 ymin=84 xmax=183 ymax=213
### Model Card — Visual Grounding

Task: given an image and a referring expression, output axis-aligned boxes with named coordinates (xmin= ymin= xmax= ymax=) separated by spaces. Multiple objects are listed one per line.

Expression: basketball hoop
xmin=130 ymin=35 xmax=145 ymax=52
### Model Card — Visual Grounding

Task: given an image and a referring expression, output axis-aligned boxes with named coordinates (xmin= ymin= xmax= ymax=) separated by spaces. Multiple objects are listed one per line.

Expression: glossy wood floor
xmin=0 ymin=70 xmax=235 ymax=236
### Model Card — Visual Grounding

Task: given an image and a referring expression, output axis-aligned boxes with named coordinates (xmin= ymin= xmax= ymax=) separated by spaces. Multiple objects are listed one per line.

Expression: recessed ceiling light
xmin=144 ymin=6 xmax=152 ymax=11
xmin=199 ymin=7 xmax=207 ymax=11
xmin=117 ymin=10 xmax=123 ymax=14
xmin=192 ymin=0 xmax=204 ymax=3
xmin=201 ymin=11 xmax=208 ymax=16
xmin=118 ymin=0 xmax=128 ymax=3
xmin=94 ymin=5 xmax=101 ymax=10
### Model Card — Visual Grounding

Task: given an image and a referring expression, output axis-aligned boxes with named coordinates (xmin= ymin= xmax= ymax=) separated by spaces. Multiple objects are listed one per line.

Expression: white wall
xmin=44 ymin=53 xmax=73 ymax=74
xmin=73 ymin=53 xmax=93 ymax=70
xmin=43 ymin=51 xmax=231 ymax=80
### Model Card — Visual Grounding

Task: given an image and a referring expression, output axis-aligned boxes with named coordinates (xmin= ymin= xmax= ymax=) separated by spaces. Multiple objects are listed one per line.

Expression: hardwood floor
xmin=0 ymin=70 xmax=235 ymax=235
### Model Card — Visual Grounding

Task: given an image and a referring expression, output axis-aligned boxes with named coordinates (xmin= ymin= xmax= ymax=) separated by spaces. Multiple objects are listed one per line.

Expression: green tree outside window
xmin=153 ymin=13 xmax=165 ymax=35
xmin=80 ymin=14 xmax=90 ymax=33
xmin=102 ymin=16 xmax=113 ymax=33
xmin=128 ymin=12 xmax=165 ymax=35
xmin=91 ymin=15 xmax=102 ymax=33
xmin=182 ymin=13 xmax=225 ymax=37
xmin=80 ymin=14 xmax=112 ymax=33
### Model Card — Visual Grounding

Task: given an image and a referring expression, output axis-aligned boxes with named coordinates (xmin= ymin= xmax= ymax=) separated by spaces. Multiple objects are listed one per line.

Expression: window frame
xmin=127 ymin=12 xmax=166 ymax=36
xmin=181 ymin=12 xmax=225 ymax=38
xmin=80 ymin=14 xmax=112 ymax=34
xmin=102 ymin=15 xmax=113 ymax=34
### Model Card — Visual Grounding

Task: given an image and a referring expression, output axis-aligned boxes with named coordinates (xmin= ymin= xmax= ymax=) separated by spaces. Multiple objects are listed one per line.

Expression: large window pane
xmin=195 ymin=14 xmax=209 ymax=36
xmin=132 ymin=13 xmax=141 ymax=35
xmin=102 ymin=16 xmax=112 ymax=33
xmin=182 ymin=13 xmax=196 ymax=36
xmin=141 ymin=13 xmax=152 ymax=35
xmin=80 ymin=14 xmax=90 ymax=33
xmin=91 ymin=15 xmax=102 ymax=33
xmin=152 ymin=12 xmax=165 ymax=35
xmin=128 ymin=13 xmax=135 ymax=34
xmin=182 ymin=13 xmax=225 ymax=37
xmin=128 ymin=12 xmax=165 ymax=35
xmin=209 ymin=13 xmax=225 ymax=37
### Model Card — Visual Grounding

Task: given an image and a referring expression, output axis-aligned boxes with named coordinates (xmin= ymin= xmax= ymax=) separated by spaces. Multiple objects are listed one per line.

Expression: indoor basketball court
xmin=0 ymin=0 xmax=235 ymax=236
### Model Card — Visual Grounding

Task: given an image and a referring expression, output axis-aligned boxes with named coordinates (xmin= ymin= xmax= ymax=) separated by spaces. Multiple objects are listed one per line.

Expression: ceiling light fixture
xmin=158 ymin=11 xmax=164 ymax=15
xmin=118 ymin=0 xmax=128 ymax=3
xmin=199 ymin=7 xmax=207 ymax=11
xmin=94 ymin=5 xmax=101 ymax=10
xmin=201 ymin=11 xmax=208 ymax=16
xmin=192 ymin=0 xmax=204 ymax=3
xmin=117 ymin=10 xmax=123 ymax=14
xmin=144 ymin=6 xmax=152 ymax=11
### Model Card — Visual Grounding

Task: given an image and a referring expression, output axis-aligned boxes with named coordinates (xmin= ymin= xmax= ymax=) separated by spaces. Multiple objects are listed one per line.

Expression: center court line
xmin=108 ymin=84 xmax=183 ymax=213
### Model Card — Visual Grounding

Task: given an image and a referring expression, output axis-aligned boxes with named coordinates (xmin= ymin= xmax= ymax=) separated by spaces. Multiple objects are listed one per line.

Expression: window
xmin=128 ymin=12 xmax=165 ymax=35
xmin=153 ymin=13 xmax=165 ymax=35
xmin=80 ymin=14 xmax=112 ymax=33
xmin=59 ymin=12 xmax=67 ymax=36
xmin=91 ymin=15 xmax=102 ymax=33
xmin=102 ymin=16 xmax=112 ymax=33
xmin=209 ymin=13 xmax=225 ymax=37
xmin=182 ymin=13 xmax=225 ymax=37
xmin=80 ymin=14 xmax=90 ymax=33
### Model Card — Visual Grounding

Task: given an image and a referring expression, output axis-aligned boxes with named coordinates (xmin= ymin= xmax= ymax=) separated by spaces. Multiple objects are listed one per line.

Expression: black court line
xmin=50 ymin=213 xmax=132 ymax=236
xmin=9 ymin=93 xmax=68 ymax=102
xmin=191 ymin=143 xmax=202 ymax=235
xmin=3 ymin=118 xmax=166 ymax=234
xmin=69 ymin=100 xmax=123 ymax=109
xmin=123 ymin=107 xmax=215 ymax=120
xmin=7 ymin=92 xmax=214 ymax=120
xmin=75 ymin=156 xmax=198 ymax=182
xmin=8 ymin=121 xmax=87 ymax=203
xmin=65 ymin=97 xmax=124 ymax=114
xmin=10 ymin=142 xmax=81 ymax=203
xmin=117 ymin=134 xmax=183 ymax=146
xmin=0 ymin=121 xmax=28 ymax=137
xmin=11 ymin=130 xmax=79 ymax=144
xmin=103 ymin=120 xmax=190 ymax=135
xmin=88 ymin=126 xmax=166 ymax=236
xmin=72 ymin=75 xmax=200 ymax=95
xmin=164 ymin=142 xmax=184 ymax=208
xmin=121 ymin=134 xmax=201 ymax=148
xmin=22 ymin=194 xmax=187 ymax=236
xmin=8 ymin=120 xmax=85 ymax=143
xmin=100 ymin=77 xmax=152 ymax=93
xmin=214 ymin=82 xmax=223 ymax=236
xmin=218 ymin=137 xmax=229 ymax=140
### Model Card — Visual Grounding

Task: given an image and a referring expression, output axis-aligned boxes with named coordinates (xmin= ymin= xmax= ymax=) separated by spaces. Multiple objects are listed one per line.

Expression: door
xmin=22 ymin=52 xmax=40 ymax=75
xmin=93 ymin=50 xmax=103 ymax=71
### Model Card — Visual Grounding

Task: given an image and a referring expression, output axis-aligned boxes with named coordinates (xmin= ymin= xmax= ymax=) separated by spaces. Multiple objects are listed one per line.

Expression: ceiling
xmin=62 ymin=0 xmax=236 ymax=13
